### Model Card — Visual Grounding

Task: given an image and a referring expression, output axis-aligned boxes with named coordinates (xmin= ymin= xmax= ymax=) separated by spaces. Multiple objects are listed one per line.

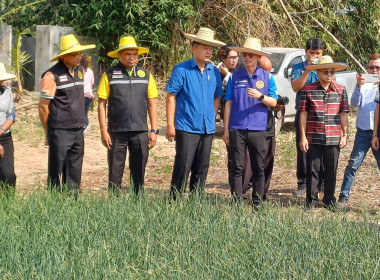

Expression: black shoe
xmin=337 ymin=197 xmax=349 ymax=207
xmin=323 ymin=201 xmax=338 ymax=212
xmin=292 ymin=187 xmax=306 ymax=197
xmin=305 ymin=200 xmax=319 ymax=209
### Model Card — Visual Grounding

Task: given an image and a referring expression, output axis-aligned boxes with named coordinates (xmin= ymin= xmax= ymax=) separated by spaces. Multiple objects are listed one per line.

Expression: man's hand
xmin=372 ymin=136 xmax=379 ymax=151
xmin=218 ymin=63 xmax=229 ymax=76
xmin=247 ymin=88 xmax=262 ymax=99
xmin=101 ymin=131 xmax=112 ymax=150
xmin=356 ymin=74 xmax=366 ymax=87
xmin=299 ymin=136 xmax=309 ymax=153
xmin=339 ymin=135 xmax=348 ymax=148
xmin=0 ymin=144 xmax=3 ymax=158
xmin=44 ymin=137 xmax=49 ymax=146
xmin=223 ymin=130 xmax=229 ymax=146
xmin=149 ymin=132 xmax=157 ymax=149
xmin=166 ymin=125 xmax=176 ymax=142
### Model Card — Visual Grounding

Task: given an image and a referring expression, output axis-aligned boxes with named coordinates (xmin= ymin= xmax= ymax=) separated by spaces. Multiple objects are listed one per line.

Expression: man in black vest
xmin=39 ymin=34 xmax=95 ymax=191
xmin=97 ymin=36 xmax=158 ymax=194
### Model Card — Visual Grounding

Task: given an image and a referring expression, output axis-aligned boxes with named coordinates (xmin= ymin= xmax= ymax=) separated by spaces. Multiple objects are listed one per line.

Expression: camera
xmin=277 ymin=95 xmax=289 ymax=106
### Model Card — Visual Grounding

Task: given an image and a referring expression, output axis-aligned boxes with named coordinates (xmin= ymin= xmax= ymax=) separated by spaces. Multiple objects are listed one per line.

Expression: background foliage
xmin=1 ymin=0 xmax=379 ymax=74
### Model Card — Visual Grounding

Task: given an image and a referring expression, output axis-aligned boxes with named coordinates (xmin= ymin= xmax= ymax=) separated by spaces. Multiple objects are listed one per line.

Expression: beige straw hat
xmin=230 ymin=38 xmax=271 ymax=56
xmin=50 ymin=34 xmax=96 ymax=62
xmin=183 ymin=27 xmax=226 ymax=47
xmin=107 ymin=36 xmax=149 ymax=58
xmin=305 ymin=55 xmax=348 ymax=71
xmin=0 ymin=63 xmax=16 ymax=81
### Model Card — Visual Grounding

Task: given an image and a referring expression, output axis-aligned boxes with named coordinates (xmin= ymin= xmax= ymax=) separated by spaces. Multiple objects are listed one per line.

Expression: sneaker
xmin=292 ymin=187 xmax=306 ymax=197
xmin=337 ymin=197 xmax=349 ymax=207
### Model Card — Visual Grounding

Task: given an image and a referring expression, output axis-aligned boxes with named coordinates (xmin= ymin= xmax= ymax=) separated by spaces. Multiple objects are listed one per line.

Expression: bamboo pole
xmin=311 ymin=16 xmax=367 ymax=73
xmin=278 ymin=0 xmax=300 ymax=38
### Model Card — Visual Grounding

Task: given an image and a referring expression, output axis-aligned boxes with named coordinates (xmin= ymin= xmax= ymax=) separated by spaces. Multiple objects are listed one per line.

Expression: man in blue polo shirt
xmin=166 ymin=27 xmax=225 ymax=197
xmin=223 ymin=38 xmax=278 ymax=205
xmin=291 ymin=38 xmax=325 ymax=197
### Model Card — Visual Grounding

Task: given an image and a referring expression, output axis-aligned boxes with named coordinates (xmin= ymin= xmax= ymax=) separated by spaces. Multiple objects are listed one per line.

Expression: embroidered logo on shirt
xmin=40 ymin=90 xmax=49 ymax=96
xmin=137 ymin=70 xmax=146 ymax=78
xmin=256 ymin=80 xmax=265 ymax=89
xmin=78 ymin=71 xmax=83 ymax=80
xmin=59 ymin=75 xmax=68 ymax=82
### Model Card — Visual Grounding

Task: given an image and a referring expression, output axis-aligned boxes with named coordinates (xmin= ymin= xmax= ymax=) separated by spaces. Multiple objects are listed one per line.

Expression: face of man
xmin=317 ymin=68 xmax=335 ymax=84
xmin=222 ymin=50 xmax=238 ymax=70
xmin=119 ymin=49 xmax=139 ymax=69
xmin=242 ymin=52 xmax=259 ymax=68
xmin=306 ymin=48 xmax=323 ymax=64
xmin=61 ymin=51 xmax=83 ymax=69
xmin=368 ymin=58 xmax=380 ymax=75
xmin=192 ymin=43 xmax=213 ymax=63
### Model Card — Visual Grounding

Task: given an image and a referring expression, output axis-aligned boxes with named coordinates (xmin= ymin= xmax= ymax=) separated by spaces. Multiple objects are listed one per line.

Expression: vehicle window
xmin=287 ymin=56 xmax=304 ymax=69
xmin=267 ymin=53 xmax=285 ymax=74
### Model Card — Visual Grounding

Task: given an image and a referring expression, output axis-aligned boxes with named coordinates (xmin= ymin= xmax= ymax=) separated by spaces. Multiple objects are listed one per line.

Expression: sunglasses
xmin=242 ymin=52 xmax=255 ymax=58
xmin=368 ymin=65 xmax=380 ymax=71
xmin=322 ymin=70 xmax=335 ymax=76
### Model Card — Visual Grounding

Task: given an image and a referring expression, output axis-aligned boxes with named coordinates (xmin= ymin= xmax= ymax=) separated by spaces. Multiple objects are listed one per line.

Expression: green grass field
xmin=0 ymin=191 xmax=379 ymax=279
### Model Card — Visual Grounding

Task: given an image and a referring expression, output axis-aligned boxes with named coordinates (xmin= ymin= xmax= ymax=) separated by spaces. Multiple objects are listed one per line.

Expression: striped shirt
xmin=299 ymin=80 xmax=349 ymax=145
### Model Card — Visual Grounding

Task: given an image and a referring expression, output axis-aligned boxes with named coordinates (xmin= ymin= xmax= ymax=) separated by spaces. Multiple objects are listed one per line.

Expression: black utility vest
xmin=106 ymin=64 xmax=149 ymax=132
xmin=42 ymin=60 xmax=85 ymax=129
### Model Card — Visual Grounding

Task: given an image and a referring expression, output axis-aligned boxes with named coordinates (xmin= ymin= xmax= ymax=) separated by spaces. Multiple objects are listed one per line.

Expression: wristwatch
xmin=259 ymin=94 xmax=265 ymax=100
xmin=150 ymin=129 xmax=159 ymax=134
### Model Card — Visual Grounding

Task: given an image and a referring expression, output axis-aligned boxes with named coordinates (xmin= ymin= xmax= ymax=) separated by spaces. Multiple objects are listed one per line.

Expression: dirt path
xmin=13 ymin=98 xmax=380 ymax=214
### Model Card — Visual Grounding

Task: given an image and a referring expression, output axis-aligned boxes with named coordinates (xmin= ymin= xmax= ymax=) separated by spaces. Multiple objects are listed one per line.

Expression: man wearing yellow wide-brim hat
xmin=298 ymin=55 xmax=350 ymax=209
xmin=97 ymin=36 xmax=158 ymax=194
xmin=165 ymin=27 xmax=225 ymax=198
xmin=38 ymin=33 xmax=95 ymax=191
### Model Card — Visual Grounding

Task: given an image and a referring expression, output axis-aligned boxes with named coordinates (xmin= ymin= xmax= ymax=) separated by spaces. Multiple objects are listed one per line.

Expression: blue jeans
xmin=339 ymin=128 xmax=380 ymax=199
xmin=84 ymin=97 xmax=92 ymax=127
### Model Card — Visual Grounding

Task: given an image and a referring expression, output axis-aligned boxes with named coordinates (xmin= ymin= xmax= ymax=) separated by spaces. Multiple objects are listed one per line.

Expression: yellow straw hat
xmin=305 ymin=55 xmax=348 ymax=71
xmin=183 ymin=27 xmax=226 ymax=47
xmin=230 ymin=38 xmax=271 ymax=56
xmin=107 ymin=36 xmax=149 ymax=58
xmin=50 ymin=34 xmax=96 ymax=62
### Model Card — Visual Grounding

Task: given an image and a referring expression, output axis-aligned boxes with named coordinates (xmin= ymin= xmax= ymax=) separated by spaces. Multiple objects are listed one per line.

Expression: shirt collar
xmin=317 ymin=80 xmax=337 ymax=91
xmin=190 ymin=57 xmax=212 ymax=71
xmin=241 ymin=65 xmax=262 ymax=79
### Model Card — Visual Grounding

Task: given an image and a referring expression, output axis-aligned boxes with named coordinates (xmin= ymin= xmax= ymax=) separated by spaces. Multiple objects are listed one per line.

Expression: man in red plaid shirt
xmin=299 ymin=56 xmax=349 ymax=208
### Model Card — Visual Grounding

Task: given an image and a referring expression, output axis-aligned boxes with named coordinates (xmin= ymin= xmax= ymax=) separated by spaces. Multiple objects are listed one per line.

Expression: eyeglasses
xmin=226 ymin=56 xmax=238 ymax=61
xmin=242 ymin=52 xmax=255 ymax=58
xmin=322 ymin=70 xmax=335 ymax=76
xmin=368 ymin=65 xmax=380 ymax=71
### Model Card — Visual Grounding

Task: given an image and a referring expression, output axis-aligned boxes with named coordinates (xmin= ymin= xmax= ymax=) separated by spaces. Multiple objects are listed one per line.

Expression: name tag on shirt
xmin=112 ymin=75 xmax=123 ymax=79
xmin=59 ymin=75 xmax=68 ymax=82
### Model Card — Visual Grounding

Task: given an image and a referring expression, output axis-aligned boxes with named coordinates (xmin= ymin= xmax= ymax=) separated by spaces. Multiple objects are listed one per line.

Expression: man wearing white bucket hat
xmin=98 ymin=36 xmax=158 ymax=194
xmin=165 ymin=27 xmax=225 ymax=197
xmin=223 ymin=38 xmax=279 ymax=205
xmin=298 ymin=56 xmax=350 ymax=209
xmin=0 ymin=63 xmax=16 ymax=192
xmin=38 ymin=34 xmax=95 ymax=192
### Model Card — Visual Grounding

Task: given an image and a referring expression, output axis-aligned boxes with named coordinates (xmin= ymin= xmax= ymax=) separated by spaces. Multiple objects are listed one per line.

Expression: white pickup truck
xmin=262 ymin=47 xmax=357 ymax=130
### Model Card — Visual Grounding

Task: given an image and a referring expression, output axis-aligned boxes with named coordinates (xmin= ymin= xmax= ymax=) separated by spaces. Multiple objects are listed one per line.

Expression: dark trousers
xmin=306 ymin=144 xmax=340 ymax=205
xmin=84 ymin=97 xmax=92 ymax=127
xmin=170 ymin=130 xmax=213 ymax=197
xmin=48 ymin=128 xmax=84 ymax=190
xmin=295 ymin=111 xmax=324 ymax=189
xmin=229 ymin=129 xmax=266 ymax=204
xmin=242 ymin=135 xmax=275 ymax=200
xmin=108 ymin=131 xmax=148 ymax=194
xmin=0 ymin=133 xmax=16 ymax=189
